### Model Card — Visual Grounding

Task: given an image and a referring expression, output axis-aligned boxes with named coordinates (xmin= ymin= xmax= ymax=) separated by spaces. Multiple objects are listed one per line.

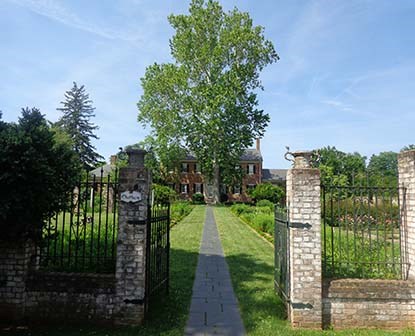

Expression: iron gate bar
xmin=274 ymin=206 xmax=290 ymax=304
xmin=145 ymin=203 xmax=170 ymax=313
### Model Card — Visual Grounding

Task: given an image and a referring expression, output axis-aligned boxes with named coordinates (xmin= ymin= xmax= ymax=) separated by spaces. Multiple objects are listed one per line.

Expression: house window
xmin=180 ymin=184 xmax=189 ymax=194
xmin=181 ymin=163 xmax=189 ymax=173
xmin=194 ymin=183 xmax=203 ymax=193
xmin=233 ymin=185 xmax=241 ymax=194
xmin=195 ymin=163 xmax=201 ymax=173
xmin=247 ymin=164 xmax=256 ymax=175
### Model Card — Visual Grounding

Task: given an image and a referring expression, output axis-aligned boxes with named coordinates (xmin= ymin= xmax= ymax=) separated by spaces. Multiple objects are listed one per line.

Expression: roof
xmin=184 ymin=148 xmax=262 ymax=162
xmin=262 ymin=168 xmax=287 ymax=182
xmin=89 ymin=164 xmax=116 ymax=178
xmin=240 ymin=148 xmax=262 ymax=161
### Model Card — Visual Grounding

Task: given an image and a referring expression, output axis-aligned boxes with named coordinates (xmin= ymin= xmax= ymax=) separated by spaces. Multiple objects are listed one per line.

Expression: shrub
xmin=0 ymin=108 xmax=79 ymax=242
xmin=230 ymin=204 xmax=253 ymax=216
xmin=192 ymin=192 xmax=205 ymax=204
xmin=250 ymin=183 xmax=284 ymax=204
xmin=171 ymin=201 xmax=193 ymax=225
xmin=252 ymin=213 xmax=274 ymax=235
xmin=256 ymin=199 xmax=274 ymax=211
xmin=153 ymin=184 xmax=176 ymax=204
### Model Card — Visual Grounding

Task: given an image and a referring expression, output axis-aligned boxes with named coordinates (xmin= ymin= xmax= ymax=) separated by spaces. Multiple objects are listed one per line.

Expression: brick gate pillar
xmin=286 ymin=150 xmax=322 ymax=329
xmin=114 ymin=148 xmax=151 ymax=326
xmin=398 ymin=150 xmax=415 ymax=280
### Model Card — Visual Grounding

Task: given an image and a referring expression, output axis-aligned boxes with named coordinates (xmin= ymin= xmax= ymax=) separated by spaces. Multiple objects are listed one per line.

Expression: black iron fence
xmin=39 ymin=168 xmax=119 ymax=273
xmin=145 ymin=203 xmax=170 ymax=309
xmin=321 ymin=183 xmax=408 ymax=280
xmin=274 ymin=206 xmax=290 ymax=303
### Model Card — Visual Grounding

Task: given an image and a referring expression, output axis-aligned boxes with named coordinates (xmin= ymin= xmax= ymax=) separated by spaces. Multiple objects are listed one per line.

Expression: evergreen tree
xmin=56 ymin=82 xmax=103 ymax=169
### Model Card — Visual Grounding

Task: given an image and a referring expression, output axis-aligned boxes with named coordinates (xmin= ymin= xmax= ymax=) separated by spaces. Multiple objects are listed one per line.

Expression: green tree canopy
xmin=138 ymin=0 xmax=278 ymax=203
xmin=56 ymin=82 xmax=103 ymax=170
xmin=0 ymin=108 xmax=79 ymax=241
xmin=367 ymin=151 xmax=398 ymax=186
xmin=315 ymin=146 xmax=366 ymax=184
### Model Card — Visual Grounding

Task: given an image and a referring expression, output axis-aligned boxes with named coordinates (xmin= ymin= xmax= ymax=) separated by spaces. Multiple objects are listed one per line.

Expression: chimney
xmin=256 ymin=138 xmax=261 ymax=151
xmin=110 ymin=155 xmax=117 ymax=165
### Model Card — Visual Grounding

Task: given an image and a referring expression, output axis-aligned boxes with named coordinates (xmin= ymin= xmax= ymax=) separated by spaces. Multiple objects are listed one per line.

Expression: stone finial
xmin=285 ymin=147 xmax=313 ymax=168
xmin=125 ymin=148 xmax=146 ymax=168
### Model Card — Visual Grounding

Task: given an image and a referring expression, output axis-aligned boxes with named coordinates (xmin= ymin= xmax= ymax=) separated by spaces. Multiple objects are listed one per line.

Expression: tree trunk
xmin=212 ymin=163 xmax=221 ymax=204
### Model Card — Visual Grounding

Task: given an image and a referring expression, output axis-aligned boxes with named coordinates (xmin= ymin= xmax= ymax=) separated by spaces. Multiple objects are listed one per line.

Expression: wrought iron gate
xmin=274 ymin=206 xmax=290 ymax=304
xmin=145 ymin=203 xmax=170 ymax=310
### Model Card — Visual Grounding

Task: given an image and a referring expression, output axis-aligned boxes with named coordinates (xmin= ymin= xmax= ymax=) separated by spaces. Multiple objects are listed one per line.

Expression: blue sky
xmin=1 ymin=0 xmax=414 ymax=168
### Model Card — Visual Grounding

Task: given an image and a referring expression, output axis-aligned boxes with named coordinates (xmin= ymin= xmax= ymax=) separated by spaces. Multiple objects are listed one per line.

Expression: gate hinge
xmin=127 ymin=219 xmax=147 ymax=225
xmin=291 ymin=302 xmax=313 ymax=309
xmin=124 ymin=298 xmax=145 ymax=305
xmin=289 ymin=222 xmax=312 ymax=229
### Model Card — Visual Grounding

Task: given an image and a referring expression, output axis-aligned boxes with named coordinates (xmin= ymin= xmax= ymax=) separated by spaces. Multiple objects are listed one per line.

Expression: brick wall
xmin=0 ymin=240 xmax=34 ymax=321
xmin=25 ymin=272 xmax=116 ymax=324
xmin=0 ymin=242 xmax=117 ymax=325
xmin=323 ymin=279 xmax=415 ymax=329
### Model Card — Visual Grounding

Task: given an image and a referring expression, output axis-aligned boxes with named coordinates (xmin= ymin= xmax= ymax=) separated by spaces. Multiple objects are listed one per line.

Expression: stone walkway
xmin=185 ymin=207 xmax=246 ymax=336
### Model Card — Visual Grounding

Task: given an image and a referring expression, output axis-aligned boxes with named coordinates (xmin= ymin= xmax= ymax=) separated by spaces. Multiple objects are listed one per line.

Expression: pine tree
xmin=56 ymin=82 xmax=103 ymax=169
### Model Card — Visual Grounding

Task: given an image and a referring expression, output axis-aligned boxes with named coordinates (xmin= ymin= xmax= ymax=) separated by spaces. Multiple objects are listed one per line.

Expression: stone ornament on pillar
xmin=284 ymin=146 xmax=314 ymax=169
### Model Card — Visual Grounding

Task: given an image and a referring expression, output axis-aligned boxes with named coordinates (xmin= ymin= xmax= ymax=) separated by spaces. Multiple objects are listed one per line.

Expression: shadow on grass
xmin=0 ymin=247 xmax=199 ymax=336
xmin=224 ymin=252 xmax=288 ymax=333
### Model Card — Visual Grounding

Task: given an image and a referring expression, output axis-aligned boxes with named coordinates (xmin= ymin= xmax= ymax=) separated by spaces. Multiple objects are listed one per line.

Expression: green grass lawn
xmin=213 ymin=207 xmax=414 ymax=336
xmin=2 ymin=206 xmax=205 ymax=336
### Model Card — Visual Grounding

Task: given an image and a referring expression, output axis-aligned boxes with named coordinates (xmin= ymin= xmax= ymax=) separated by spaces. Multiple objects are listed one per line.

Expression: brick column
xmin=398 ymin=150 xmax=415 ymax=280
xmin=114 ymin=148 xmax=151 ymax=326
xmin=286 ymin=150 xmax=322 ymax=329
xmin=0 ymin=240 xmax=35 ymax=322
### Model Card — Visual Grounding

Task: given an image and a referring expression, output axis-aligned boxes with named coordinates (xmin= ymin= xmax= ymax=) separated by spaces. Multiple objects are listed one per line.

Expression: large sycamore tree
xmin=138 ymin=0 xmax=278 ymax=203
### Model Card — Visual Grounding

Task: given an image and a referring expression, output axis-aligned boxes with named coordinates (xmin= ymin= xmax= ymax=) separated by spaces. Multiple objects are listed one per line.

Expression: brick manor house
xmin=169 ymin=139 xmax=287 ymax=202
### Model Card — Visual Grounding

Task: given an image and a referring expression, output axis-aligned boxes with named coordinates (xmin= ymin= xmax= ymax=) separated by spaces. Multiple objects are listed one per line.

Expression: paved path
xmin=185 ymin=207 xmax=246 ymax=336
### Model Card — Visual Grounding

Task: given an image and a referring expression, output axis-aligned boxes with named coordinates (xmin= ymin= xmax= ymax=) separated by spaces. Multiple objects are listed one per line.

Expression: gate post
xmin=114 ymin=148 xmax=151 ymax=326
xmin=398 ymin=150 xmax=415 ymax=279
xmin=286 ymin=150 xmax=322 ymax=329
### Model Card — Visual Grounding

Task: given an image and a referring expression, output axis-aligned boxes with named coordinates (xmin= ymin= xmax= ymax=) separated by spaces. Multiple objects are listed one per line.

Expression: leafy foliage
xmin=367 ymin=151 xmax=398 ymax=186
xmin=170 ymin=201 xmax=194 ymax=226
xmin=138 ymin=0 xmax=278 ymax=202
xmin=153 ymin=184 xmax=177 ymax=204
xmin=56 ymin=82 xmax=103 ymax=170
xmin=192 ymin=192 xmax=205 ymax=204
xmin=0 ymin=108 xmax=79 ymax=241
xmin=256 ymin=199 xmax=274 ymax=211
xmin=249 ymin=183 xmax=284 ymax=204
xmin=315 ymin=146 xmax=366 ymax=185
